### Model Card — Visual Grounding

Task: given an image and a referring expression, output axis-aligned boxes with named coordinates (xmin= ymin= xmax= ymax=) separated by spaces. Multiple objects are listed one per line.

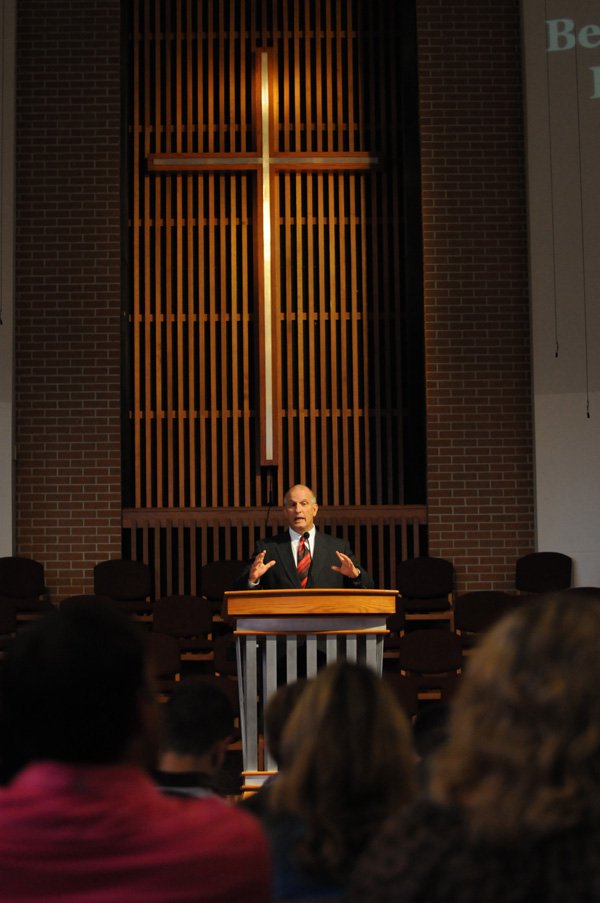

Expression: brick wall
xmin=14 ymin=0 xmax=534 ymax=599
xmin=416 ymin=0 xmax=535 ymax=590
xmin=15 ymin=1 xmax=122 ymax=601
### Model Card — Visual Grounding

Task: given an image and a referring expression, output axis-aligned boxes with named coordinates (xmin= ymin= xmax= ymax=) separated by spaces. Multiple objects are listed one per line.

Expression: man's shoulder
xmin=259 ymin=532 xmax=291 ymax=548
xmin=313 ymin=530 xmax=341 ymax=548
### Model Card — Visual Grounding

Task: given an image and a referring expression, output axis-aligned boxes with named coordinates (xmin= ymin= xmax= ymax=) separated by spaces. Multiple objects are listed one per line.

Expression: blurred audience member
xmin=348 ymin=592 xmax=600 ymax=902
xmin=0 ymin=598 xmax=270 ymax=902
xmin=239 ymin=677 xmax=308 ymax=817
xmin=154 ymin=677 xmax=234 ymax=798
xmin=265 ymin=660 xmax=416 ymax=900
xmin=411 ymin=700 xmax=450 ymax=792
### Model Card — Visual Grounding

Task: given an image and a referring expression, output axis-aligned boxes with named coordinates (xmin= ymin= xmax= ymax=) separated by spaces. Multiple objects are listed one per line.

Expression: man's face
xmin=284 ymin=485 xmax=318 ymax=534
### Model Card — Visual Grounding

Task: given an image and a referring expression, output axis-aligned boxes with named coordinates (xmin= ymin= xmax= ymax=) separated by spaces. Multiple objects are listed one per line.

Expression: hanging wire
xmin=573 ymin=41 xmax=591 ymax=418
xmin=544 ymin=0 xmax=559 ymax=358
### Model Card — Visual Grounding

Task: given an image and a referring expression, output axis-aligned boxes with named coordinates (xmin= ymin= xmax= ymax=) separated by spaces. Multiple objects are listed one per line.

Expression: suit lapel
xmin=278 ymin=534 xmax=301 ymax=587
xmin=309 ymin=531 xmax=327 ymax=584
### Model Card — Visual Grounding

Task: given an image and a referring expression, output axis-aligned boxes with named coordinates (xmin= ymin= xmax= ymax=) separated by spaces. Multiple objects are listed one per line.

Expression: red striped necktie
xmin=297 ymin=533 xmax=311 ymax=588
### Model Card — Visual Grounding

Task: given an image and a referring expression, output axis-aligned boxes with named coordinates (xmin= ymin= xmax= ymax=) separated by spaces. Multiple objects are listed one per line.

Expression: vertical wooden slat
xmin=338 ymin=171 xmax=350 ymax=503
xmin=280 ymin=0 xmax=290 ymax=153
xmin=241 ymin=176 xmax=252 ymax=506
xmin=293 ymin=0 xmax=301 ymax=153
xmin=317 ymin=174 xmax=328 ymax=502
xmin=152 ymin=0 xmax=168 ymax=505
xmin=230 ymin=178 xmax=240 ymax=507
xmin=132 ymin=0 xmax=142 ymax=507
xmin=315 ymin=0 xmax=323 ymax=154
xmin=389 ymin=7 xmax=403 ymax=504
xmin=197 ymin=1 xmax=204 ymax=152
xmin=185 ymin=2 xmax=196 ymax=507
xmin=153 ymin=0 xmax=164 ymax=509
xmin=295 ymin=171 xmax=306 ymax=485
xmin=176 ymin=1 xmax=186 ymax=506
xmin=328 ymin=172 xmax=339 ymax=504
xmin=324 ymin=0 xmax=333 ymax=151
xmin=304 ymin=0 xmax=313 ymax=154
xmin=207 ymin=1 xmax=214 ymax=153
xmin=378 ymin=3 xmax=394 ymax=503
xmin=198 ymin=177 xmax=207 ymax=508
xmin=219 ymin=175 xmax=229 ymax=505
xmin=305 ymin=173 xmax=318 ymax=493
xmin=186 ymin=174 xmax=196 ymax=506
xmin=218 ymin=0 xmax=225 ymax=151
xmin=349 ymin=174 xmax=362 ymax=503
xmin=229 ymin=0 xmax=236 ymax=153
xmin=346 ymin=0 xmax=355 ymax=153
xmin=208 ymin=175 xmax=218 ymax=503
xmin=239 ymin=0 xmax=247 ymax=154
xmin=284 ymin=172 xmax=294 ymax=488
xmin=360 ymin=175 xmax=371 ymax=504
xmin=335 ymin=0 xmax=343 ymax=151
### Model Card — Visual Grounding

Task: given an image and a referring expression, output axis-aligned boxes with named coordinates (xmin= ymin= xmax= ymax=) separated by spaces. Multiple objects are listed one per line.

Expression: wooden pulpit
xmin=224 ymin=588 xmax=397 ymax=789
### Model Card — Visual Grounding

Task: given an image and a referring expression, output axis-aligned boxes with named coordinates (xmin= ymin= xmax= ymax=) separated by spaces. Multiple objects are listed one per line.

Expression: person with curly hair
xmin=263 ymin=659 xmax=417 ymax=900
xmin=348 ymin=590 xmax=600 ymax=902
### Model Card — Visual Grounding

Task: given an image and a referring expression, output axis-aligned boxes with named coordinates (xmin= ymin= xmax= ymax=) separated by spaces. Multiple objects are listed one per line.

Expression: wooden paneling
xmin=125 ymin=0 xmax=424 ymax=589
xmin=123 ymin=505 xmax=427 ymax=597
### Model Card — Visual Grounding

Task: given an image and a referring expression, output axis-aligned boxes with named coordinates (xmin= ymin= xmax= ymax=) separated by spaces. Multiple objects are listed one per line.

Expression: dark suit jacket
xmin=236 ymin=530 xmax=374 ymax=590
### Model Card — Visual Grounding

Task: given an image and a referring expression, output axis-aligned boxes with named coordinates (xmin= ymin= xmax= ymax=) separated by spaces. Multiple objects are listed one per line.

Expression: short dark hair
xmin=0 ymin=597 xmax=148 ymax=773
xmin=161 ymin=678 xmax=234 ymax=756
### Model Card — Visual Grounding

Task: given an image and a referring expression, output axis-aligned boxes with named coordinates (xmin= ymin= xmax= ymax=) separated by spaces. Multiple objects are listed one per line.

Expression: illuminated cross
xmin=148 ymin=50 xmax=378 ymax=465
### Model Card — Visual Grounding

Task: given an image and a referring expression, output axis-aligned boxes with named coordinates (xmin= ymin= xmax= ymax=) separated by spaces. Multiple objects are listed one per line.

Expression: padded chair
xmin=199 ymin=558 xmax=246 ymax=613
xmin=147 ymin=631 xmax=182 ymax=698
xmin=153 ymin=595 xmax=214 ymax=663
xmin=199 ymin=559 xmax=247 ymax=641
xmin=515 ymin=551 xmax=572 ymax=594
xmin=93 ymin=559 xmax=153 ymax=619
xmin=213 ymin=633 xmax=238 ymax=677
xmin=396 ymin=556 xmax=455 ymax=628
xmin=0 ymin=598 xmax=17 ymax=656
xmin=395 ymin=628 xmax=462 ymax=702
xmin=454 ymin=590 xmax=517 ymax=655
xmin=382 ymin=672 xmax=419 ymax=719
xmin=383 ymin=601 xmax=405 ymax=663
xmin=0 ymin=556 xmax=53 ymax=620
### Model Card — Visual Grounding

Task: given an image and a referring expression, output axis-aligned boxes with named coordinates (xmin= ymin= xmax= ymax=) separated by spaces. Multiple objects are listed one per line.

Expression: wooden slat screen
xmin=125 ymin=0 xmax=425 ymax=590
xmin=123 ymin=505 xmax=427 ymax=598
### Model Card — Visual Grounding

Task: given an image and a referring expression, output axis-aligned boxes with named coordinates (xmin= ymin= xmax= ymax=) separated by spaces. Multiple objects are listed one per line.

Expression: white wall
xmin=522 ymin=0 xmax=600 ymax=584
xmin=0 ymin=0 xmax=16 ymax=555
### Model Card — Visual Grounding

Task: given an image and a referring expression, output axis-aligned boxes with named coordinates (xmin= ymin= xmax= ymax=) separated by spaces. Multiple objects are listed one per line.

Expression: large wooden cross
xmin=148 ymin=50 xmax=377 ymax=466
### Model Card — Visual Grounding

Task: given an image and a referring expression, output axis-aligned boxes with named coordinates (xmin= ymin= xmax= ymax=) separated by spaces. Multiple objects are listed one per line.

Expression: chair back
xmin=515 ymin=551 xmax=572 ymax=593
xmin=0 ymin=556 xmax=45 ymax=599
xmin=396 ymin=557 xmax=454 ymax=597
xmin=148 ymin=632 xmax=182 ymax=695
xmin=93 ymin=559 xmax=153 ymax=602
xmin=153 ymin=595 xmax=213 ymax=637
xmin=199 ymin=560 xmax=246 ymax=612
xmin=454 ymin=590 xmax=517 ymax=634
xmin=395 ymin=628 xmax=462 ymax=702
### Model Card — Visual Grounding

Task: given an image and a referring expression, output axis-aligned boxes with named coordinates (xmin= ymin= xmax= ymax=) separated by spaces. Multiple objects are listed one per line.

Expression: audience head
xmin=270 ymin=659 xmax=416 ymax=880
xmin=430 ymin=591 xmax=600 ymax=839
xmin=160 ymin=678 xmax=234 ymax=762
xmin=0 ymin=597 xmax=156 ymax=778
xmin=264 ymin=678 xmax=308 ymax=769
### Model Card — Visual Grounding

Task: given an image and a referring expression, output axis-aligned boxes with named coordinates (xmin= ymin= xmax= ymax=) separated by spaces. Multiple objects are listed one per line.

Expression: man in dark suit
xmin=238 ymin=484 xmax=374 ymax=590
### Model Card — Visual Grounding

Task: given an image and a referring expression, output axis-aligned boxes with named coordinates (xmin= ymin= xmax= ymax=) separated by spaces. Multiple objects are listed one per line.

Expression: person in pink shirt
xmin=0 ymin=596 xmax=270 ymax=903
